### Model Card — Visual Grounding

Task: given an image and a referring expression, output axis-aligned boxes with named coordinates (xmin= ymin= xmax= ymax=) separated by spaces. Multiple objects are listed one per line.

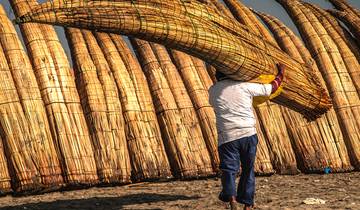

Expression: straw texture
xmin=278 ymin=0 xmax=360 ymax=169
xmin=329 ymin=10 xmax=360 ymax=40
xmin=253 ymin=112 xmax=275 ymax=175
xmin=148 ymin=43 xmax=219 ymax=172
xmin=110 ymin=36 xmax=171 ymax=178
xmin=131 ymin=39 xmax=213 ymax=178
xmin=10 ymin=0 xmax=98 ymax=185
xmin=206 ymin=65 xmax=217 ymax=83
xmin=94 ymin=33 xmax=171 ymax=180
xmin=0 ymin=43 xmax=16 ymax=194
xmin=0 ymin=4 xmax=64 ymax=192
xmin=328 ymin=0 xmax=360 ymax=18
xmin=0 ymin=134 xmax=11 ymax=194
xmin=305 ymin=4 xmax=360 ymax=95
xmin=15 ymin=0 xmax=332 ymax=119
xmin=223 ymin=0 xmax=278 ymax=45
xmin=66 ymin=28 xmax=131 ymax=184
xmin=328 ymin=0 xmax=360 ymax=40
xmin=257 ymin=11 xmax=353 ymax=172
xmin=304 ymin=5 xmax=360 ymax=60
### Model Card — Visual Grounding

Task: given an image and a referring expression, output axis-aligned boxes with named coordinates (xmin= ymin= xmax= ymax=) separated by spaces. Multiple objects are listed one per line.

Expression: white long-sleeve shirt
xmin=209 ymin=80 xmax=272 ymax=146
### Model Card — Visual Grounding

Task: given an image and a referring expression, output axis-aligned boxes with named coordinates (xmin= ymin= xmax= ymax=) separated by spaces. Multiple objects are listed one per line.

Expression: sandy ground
xmin=0 ymin=172 xmax=358 ymax=210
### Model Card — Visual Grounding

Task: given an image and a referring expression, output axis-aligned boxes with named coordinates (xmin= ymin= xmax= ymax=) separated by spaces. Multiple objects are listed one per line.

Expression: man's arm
xmin=271 ymin=64 xmax=285 ymax=94
xmin=247 ymin=63 xmax=285 ymax=97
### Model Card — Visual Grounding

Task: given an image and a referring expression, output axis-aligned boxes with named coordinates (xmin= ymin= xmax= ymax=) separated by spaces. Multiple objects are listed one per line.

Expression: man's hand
xmin=276 ymin=63 xmax=285 ymax=78
xmin=271 ymin=64 xmax=285 ymax=94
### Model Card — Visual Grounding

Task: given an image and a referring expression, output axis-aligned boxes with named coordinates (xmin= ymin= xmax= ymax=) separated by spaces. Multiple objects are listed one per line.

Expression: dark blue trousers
xmin=218 ymin=134 xmax=258 ymax=206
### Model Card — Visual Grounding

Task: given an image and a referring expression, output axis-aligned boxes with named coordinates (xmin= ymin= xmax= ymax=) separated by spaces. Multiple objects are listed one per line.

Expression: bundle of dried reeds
xmin=131 ymin=39 xmax=213 ymax=178
xmin=148 ymin=43 xmax=218 ymax=172
xmin=191 ymin=57 xmax=214 ymax=91
xmin=0 ymin=139 xmax=11 ymax=194
xmin=305 ymin=4 xmax=360 ymax=96
xmin=253 ymin=112 xmax=275 ymax=175
xmin=329 ymin=0 xmax=360 ymax=18
xmin=0 ymin=46 xmax=14 ymax=194
xmin=65 ymin=28 xmax=131 ymax=184
xmin=278 ymin=0 xmax=360 ymax=169
xmin=223 ymin=0 xmax=278 ymax=45
xmin=0 ymin=4 xmax=64 ymax=192
xmin=329 ymin=10 xmax=360 ymax=40
xmin=257 ymin=11 xmax=353 ymax=172
xmin=302 ymin=5 xmax=360 ymax=60
xmin=110 ymin=35 xmax=173 ymax=179
xmin=209 ymin=0 xmax=235 ymax=19
xmin=206 ymin=65 xmax=218 ymax=83
xmin=94 ymin=33 xmax=171 ymax=180
xmin=222 ymin=0 xmax=298 ymax=174
xmin=81 ymin=31 xmax=169 ymax=181
xmin=15 ymin=0 xmax=332 ymax=119
xmin=10 ymin=0 xmax=98 ymax=185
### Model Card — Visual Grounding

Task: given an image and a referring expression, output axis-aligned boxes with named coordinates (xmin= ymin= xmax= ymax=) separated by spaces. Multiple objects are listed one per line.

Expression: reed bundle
xmin=328 ymin=0 xmax=360 ymax=18
xmin=94 ymin=33 xmax=171 ymax=180
xmin=110 ymin=35 xmax=174 ymax=179
xmin=131 ymin=39 xmax=213 ymax=178
xmin=223 ymin=0 xmax=278 ymax=45
xmin=305 ymin=4 xmax=360 ymax=96
xmin=0 ymin=135 xmax=11 ymax=194
xmin=303 ymin=5 xmax=360 ymax=60
xmin=81 ymin=31 xmax=168 ymax=181
xmin=0 ymin=45 xmax=15 ymax=194
xmin=328 ymin=0 xmax=360 ymax=40
xmin=257 ymin=11 xmax=352 ymax=172
xmin=0 ymin=46 xmax=41 ymax=191
xmin=329 ymin=10 xmax=360 ymax=40
xmin=278 ymin=0 xmax=360 ymax=169
xmin=0 ymin=5 xmax=64 ymax=192
xmin=223 ymin=0 xmax=298 ymax=174
xmin=15 ymin=0 xmax=332 ymax=120
xmin=148 ymin=43 xmax=218 ymax=172
xmin=9 ymin=0 xmax=98 ymax=185
xmin=206 ymin=65 xmax=217 ymax=83
xmin=65 ymin=28 xmax=131 ymax=184
xmin=209 ymin=0 xmax=235 ymax=19
xmin=191 ymin=57 xmax=214 ymax=91
xmin=253 ymin=112 xmax=275 ymax=175
xmin=256 ymin=11 xmax=353 ymax=172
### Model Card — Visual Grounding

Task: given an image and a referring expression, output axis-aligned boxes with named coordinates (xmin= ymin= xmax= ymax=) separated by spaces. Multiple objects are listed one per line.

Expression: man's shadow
xmin=0 ymin=193 xmax=200 ymax=210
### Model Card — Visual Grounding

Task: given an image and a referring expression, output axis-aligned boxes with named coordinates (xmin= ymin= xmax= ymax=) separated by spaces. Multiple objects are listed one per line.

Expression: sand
xmin=0 ymin=172 xmax=358 ymax=210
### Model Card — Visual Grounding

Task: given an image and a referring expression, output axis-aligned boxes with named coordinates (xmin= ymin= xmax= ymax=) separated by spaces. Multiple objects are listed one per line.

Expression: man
xmin=209 ymin=64 xmax=285 ymax=210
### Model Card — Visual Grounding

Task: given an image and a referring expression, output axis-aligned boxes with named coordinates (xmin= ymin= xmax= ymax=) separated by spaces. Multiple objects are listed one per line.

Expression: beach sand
xmin=0 ymin=172 xmax=358 ymax=210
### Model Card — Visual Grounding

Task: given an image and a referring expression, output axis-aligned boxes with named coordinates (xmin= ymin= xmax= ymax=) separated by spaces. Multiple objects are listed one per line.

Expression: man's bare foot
xmin=230 ymin=196 xmax=237 ymax=210
xmin=243 ymin=204 xmax=253 ymax=210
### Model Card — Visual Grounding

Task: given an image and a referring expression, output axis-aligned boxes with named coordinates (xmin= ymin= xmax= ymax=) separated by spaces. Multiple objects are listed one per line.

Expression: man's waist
xmin=218 ymin=127 xmax=257 ymax=146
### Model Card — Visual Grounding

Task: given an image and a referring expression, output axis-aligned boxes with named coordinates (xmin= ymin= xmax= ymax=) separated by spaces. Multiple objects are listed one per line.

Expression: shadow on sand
xmin=0 ymin=193 xmax=200 ymax=210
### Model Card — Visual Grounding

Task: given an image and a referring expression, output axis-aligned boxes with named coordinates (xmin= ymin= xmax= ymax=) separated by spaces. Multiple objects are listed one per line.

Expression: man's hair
xmin=215 ymin=71 xmax=227 ymax=81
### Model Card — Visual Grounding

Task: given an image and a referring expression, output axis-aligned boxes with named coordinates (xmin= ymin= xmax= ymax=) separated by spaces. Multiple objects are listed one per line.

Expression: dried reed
xmin=257 ymin=11 xmax=353 ymax=172
xmin=10 ymin=0 xmax=98 ymax=185
xmin=94 ymin=33 xmax=171 ymax=180
xmin=0 ymin=4 xmax=64 ymax=192
xmin=15 ymin=0 xmax=332 ymax=119
xmin=278 ymin=0 xmax=360 ymax=169
xmin=149 ymin=43 xmax=219 ymax=172
xmin=131 ymin=39 xmax=213 ymax=178
xmin=66 ymin=28 xmax=131 ymax=184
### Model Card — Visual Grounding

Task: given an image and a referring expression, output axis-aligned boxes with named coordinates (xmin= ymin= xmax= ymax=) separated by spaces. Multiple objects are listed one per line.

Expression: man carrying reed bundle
xmin=209 ymin=64 xmax=285 ymax=210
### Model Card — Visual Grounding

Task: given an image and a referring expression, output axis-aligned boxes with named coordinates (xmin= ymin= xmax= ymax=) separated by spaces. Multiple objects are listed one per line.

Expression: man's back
xmin=209 ymin=80 xmax=272 ymax=146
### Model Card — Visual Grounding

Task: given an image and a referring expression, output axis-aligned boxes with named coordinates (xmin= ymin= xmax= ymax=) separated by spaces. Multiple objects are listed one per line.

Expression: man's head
xmin=215 ymin=71 xmax=228 ymax=81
